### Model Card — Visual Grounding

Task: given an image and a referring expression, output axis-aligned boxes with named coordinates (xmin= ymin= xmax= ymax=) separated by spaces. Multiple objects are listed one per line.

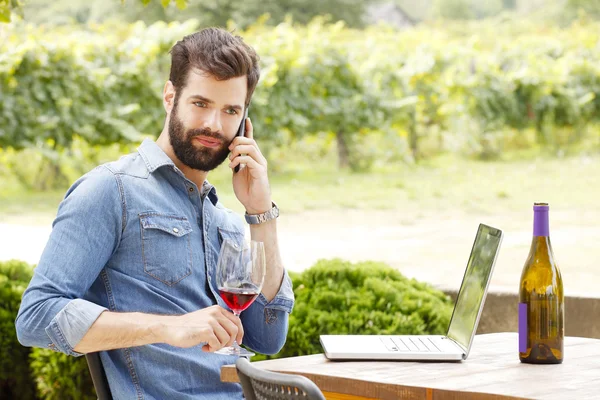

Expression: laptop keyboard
xmin=380 ymin=336 xmax=442 ymax=352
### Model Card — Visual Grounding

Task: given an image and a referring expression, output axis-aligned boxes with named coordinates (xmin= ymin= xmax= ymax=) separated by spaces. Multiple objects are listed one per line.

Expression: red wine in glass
xmin=219 ymin=286 xmax=260 ymax=313
xmin=215 ymin=239 xmax=265 ymax=357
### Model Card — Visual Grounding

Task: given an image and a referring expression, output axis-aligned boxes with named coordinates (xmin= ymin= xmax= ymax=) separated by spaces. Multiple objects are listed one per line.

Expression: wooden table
xmin=221 ymin=332 xmax=600 ymax=400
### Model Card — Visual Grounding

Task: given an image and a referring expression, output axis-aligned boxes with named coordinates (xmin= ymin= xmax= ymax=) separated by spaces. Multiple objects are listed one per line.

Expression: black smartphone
xmin=234 ymin=107 xmax=249 ymax=173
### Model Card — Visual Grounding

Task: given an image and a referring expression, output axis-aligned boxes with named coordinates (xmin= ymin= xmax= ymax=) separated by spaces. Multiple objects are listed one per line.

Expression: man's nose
xmin=202 ymin=110 xmax=222 ymax=133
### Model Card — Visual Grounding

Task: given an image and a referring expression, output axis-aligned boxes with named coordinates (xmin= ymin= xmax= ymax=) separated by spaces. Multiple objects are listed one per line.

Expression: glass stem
xmin=232 ymin=311 xmax=242 ymax=349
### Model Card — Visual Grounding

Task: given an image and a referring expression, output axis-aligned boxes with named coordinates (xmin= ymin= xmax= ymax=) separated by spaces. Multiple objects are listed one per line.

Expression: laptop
xmin=320 ymin=223 xmax=503 ymax=361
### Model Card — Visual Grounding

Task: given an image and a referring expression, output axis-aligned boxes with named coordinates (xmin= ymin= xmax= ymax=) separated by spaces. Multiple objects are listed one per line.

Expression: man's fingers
xmin=229 ymin=155 xmax=261 ymax=171
xmin=219 ymin=308 xmax=245 ymax=343
xmin=206 ymin=333 xmax=221 ymax=352
xmin=211 ymin=323 xmax=230 ymax=349
xmin=229 ymin=145 xmax=265 ymax=165
xmin=218 ymin=318 xmax=239 ymax=347
xmin=234 ymin=319 xmax=244 ymax=344
xmin=245 ymin=117 xmax=253 ymax=139
xmin=229 ymin=136 xmax=260 ymax=152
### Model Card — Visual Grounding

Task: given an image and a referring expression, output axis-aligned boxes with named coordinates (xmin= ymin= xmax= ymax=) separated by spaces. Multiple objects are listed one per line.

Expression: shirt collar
xmin=137 ymin=138 xmax=219 ymax=206
xmin=138 ymin=138 xmax=175 ymax=173
xmin=201 ymin=180 xmax=219 ymax=206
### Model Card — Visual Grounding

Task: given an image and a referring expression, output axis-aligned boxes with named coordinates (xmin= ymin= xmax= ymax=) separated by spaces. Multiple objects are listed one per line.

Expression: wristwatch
xmin=245 ymin=202 xmax=279 ymax=225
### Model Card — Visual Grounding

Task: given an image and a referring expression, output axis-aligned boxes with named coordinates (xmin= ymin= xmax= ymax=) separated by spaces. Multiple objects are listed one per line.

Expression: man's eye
xmin=194 ymin=102 xmax=206 ymax=108
xmin=226 ymin=108 xmax=238 ymax=115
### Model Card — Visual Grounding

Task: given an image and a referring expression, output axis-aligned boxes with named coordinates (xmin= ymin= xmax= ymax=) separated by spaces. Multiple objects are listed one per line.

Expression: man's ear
xmin=163 ymin=81 xmax=176 ymax=113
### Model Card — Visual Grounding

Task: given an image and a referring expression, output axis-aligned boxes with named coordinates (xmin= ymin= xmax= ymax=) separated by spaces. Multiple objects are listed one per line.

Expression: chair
xmin=236 ymin=357 xmax=326 ymax=400
xmin=85 ymin=352 xmax=113 ymax=400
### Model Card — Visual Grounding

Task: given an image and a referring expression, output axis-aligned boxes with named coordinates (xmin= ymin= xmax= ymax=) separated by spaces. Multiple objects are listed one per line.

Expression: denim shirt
xmin=15 ymin=139 xmax=295 ymax=400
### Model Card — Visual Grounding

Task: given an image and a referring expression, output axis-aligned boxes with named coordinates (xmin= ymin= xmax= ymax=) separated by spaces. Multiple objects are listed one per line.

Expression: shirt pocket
xmin=217 ymin=226 xmax=245 ymax=250
xmin=140 ymin=213 xmax=193 ymax=286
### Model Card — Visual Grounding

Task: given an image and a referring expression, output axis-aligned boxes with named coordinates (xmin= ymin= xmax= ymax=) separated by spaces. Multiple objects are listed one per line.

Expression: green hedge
xmin=2 ymin=18 xmax=600 ymax=174
xmin=0 ymin=260 xmax=37 ymax=399
xmin=0 ymin=260 xmax=95 ymax=399
xmin=29 ymin=349 xmax=94 ymax=400
xmin=0 ymin=21 xmax=197 ymax=151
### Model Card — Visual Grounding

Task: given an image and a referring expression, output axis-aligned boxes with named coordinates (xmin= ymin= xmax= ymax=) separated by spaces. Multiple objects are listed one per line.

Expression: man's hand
xmin=228 ymin=118 xmax=272 ymax=215
xmin=161 ymin=305 xmax=244 ymax=352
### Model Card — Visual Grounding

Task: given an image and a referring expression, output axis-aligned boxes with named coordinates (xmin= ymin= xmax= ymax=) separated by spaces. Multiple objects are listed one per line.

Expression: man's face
xmin=168 ymin=70 xmax=248 ymax=172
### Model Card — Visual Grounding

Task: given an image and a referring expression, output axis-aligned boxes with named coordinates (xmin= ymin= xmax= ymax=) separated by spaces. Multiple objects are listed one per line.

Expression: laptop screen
xmin=447 ymin=224 xmax=502 ymax=351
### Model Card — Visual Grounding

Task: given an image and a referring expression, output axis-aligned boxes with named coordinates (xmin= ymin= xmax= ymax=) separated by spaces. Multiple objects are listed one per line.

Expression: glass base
xmin=214 ymin=342 xmax=255 ymax=358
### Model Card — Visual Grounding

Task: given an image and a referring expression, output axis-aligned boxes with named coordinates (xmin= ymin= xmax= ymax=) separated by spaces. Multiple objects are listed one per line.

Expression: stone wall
xmin=441 ymin=288 xmax=600 ymax=339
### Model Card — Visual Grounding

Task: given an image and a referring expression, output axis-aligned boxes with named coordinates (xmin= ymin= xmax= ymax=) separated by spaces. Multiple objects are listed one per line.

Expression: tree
xmin=177 ymin=0 xmax=370 ymax=29
xmin=1 ymin=0 xmax=21 ymax=22
xmin=2 ymin=0 xmax=178 ymax=23
xmin=566 ymin=0 xmax=600 ymax=18
xmin=433 ymin=0 xmax=475 ymax=19
xmin=6 ymin=0 xmax=375 ymax=28
xmin=472 ymin=0 xmax=504 ymax=18
xmin=433 ymin=0 xmax=504 ymax=20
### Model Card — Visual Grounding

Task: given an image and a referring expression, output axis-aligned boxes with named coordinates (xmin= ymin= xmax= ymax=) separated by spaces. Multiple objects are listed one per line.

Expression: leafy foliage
xmin=567 ymin=0 xmax=600 ymax=19
xmin=433 ymin=0 xmax=476 ymax=19
xmin=172 ymin=0 xmax=371 ymax=29
xmin=433 ymin=0 xmax=505 ymax=20
xmin=0 ymin=20 xmax=196 ymax=187
xmin=29 ymin=349 xmax=95 ymax=400
xmin=12 ymin=0 xmax=373 ymax=28
xmin=0 ymin=0 xmax=22 ymax=23
xmin=0 ymin=260 xmax=95 ymax=399
xmin=0 ymin=20 xmax=196 ymax=150
xmin=0 ymin=260 xmax=36 ymax=399
xmin=1 ymin=17 xmax=599 ymax=178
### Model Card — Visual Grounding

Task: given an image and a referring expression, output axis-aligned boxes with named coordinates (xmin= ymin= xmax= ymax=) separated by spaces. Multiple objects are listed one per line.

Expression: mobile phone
xmin=234 ymin=107 xmax=249 ymax=173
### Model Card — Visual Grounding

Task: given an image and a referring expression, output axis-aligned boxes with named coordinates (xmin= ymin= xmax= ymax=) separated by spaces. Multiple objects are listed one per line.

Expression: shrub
xmin=0 ymin=259 xmax=95 ymax=399
xmin=29 ymin=349 xmax=95 ymax=400
xmin=0 ymin=260 xmax=36 ymax=399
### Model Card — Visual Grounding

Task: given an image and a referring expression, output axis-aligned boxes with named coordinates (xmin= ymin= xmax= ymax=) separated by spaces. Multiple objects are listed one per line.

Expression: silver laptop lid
xmin=446 ymin=224 xmax=503 ymax=358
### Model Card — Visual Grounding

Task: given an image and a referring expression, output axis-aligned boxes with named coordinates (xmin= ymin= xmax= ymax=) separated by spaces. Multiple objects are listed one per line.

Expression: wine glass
xmin=215 ymin=239 xmax=265 ymax=357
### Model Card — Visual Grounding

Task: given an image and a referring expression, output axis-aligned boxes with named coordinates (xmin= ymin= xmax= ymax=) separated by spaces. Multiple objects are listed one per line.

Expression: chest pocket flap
xmin=140 ymin=213 xmax=193 ymax=286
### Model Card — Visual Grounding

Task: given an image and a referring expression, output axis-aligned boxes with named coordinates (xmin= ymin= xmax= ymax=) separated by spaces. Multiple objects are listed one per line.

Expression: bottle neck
xmin=530 ymin=205 xmax=552 ymax=261
xmin=530 ymin=236 xmax=551 ymax=253
xmin=533 ymin=208 xmax=549 ymax=237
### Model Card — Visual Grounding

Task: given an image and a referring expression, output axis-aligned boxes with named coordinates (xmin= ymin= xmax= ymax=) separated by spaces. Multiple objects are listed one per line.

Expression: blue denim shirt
xmin=16 ymin=139 xmax=295 ymax=399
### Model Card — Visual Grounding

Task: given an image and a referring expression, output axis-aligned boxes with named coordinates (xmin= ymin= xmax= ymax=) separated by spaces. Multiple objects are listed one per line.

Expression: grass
xmin=0 ymin=190 xmax=65 ymax=225
xmin=3 ymin=149 xmax=599 ymax=225
xmin=210 ymin=149 xmax=600 ymax=218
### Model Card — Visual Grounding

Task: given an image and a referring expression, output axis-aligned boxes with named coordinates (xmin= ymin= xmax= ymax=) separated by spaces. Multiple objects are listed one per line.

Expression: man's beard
xmin=168 ymin=101 xmax=231 ymax=172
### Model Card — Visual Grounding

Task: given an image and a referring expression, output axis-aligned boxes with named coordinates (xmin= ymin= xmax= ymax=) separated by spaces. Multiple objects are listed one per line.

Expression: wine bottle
xmin=519 ymin=203 xmax=564 ymax=364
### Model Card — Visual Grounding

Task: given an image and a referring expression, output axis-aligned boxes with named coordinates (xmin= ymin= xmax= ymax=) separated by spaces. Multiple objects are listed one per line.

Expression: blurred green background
xmin=2 ymin=0 xmax=599 ymax=303
xmin=2 ymin=0 xmax=599 ymax=207
xmin=1 ymin=0 xmax=599 ymax=398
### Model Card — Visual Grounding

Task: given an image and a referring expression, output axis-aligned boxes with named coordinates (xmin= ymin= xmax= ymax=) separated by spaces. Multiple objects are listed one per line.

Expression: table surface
xmin=221 ymin=332 xmax=600 ymax=400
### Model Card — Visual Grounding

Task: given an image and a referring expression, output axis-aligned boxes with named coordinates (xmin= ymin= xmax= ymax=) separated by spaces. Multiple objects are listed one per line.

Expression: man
xmin=16 ymin=28 xmax=294 ymax=399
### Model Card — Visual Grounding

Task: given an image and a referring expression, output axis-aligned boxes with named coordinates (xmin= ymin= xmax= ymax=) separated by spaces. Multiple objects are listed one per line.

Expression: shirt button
xmin=173 ymin=228 xmax=179 ymax=233
xmin=188 ymin=187 xmax=194 ymax=193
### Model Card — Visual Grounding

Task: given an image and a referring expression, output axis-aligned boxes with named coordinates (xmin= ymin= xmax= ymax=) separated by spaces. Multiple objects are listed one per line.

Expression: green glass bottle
xmin=519 ymin=203 xmax=564 ymax=364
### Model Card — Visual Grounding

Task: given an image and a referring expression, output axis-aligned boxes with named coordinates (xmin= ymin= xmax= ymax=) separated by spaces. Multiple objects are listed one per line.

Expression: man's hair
xmin=169 ymin=28 xmax=260 ymax=107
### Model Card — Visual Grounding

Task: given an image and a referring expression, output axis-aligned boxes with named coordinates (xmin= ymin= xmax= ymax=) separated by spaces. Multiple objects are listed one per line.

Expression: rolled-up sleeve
xmin=45 ymin=299 xmax=108 ymax=356
xmin=241 ymin=269 xmax=294 ymax=355
xmin=15 ymin=165 xmax=124 ymax=356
